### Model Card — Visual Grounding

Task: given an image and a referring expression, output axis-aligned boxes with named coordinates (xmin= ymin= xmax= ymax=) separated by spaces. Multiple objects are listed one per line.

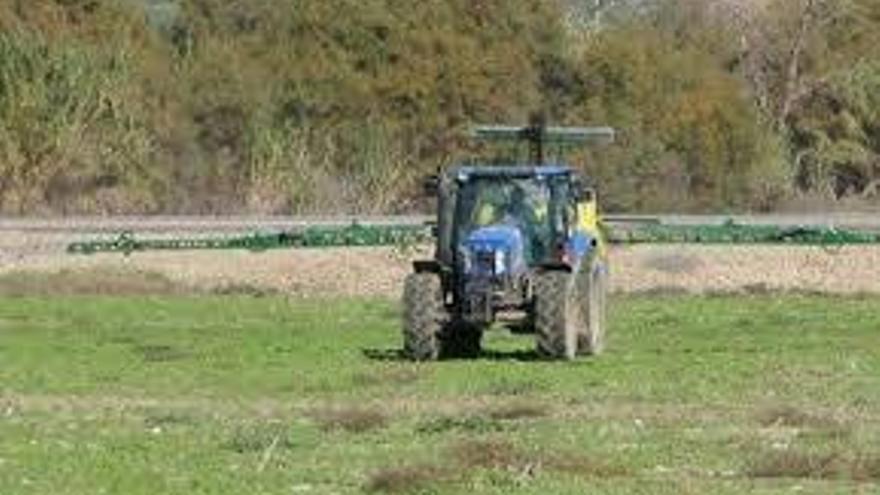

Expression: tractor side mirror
xmin=422 ymin=175 xmax=440 ymax=197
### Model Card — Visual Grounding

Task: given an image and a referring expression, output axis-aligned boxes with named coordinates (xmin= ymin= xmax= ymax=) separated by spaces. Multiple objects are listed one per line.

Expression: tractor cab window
xmin=455 ymin=175 xmax=568 ymax=264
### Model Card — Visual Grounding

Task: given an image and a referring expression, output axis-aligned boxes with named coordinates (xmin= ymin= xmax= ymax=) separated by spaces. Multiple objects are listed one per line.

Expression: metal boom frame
xmin=67 ymin=219 xmax=880 ymax=256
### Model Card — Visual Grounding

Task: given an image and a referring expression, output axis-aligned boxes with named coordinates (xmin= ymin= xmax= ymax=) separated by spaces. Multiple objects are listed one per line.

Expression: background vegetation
xmin=1 ymin=0 xmax=879 ymax=214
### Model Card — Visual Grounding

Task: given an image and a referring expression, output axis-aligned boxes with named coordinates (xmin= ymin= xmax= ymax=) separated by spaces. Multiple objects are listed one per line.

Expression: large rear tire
xmin=576 ymin=256 xmax=607 ymax=356
xmin=534 ymin=271 xmax=580 ymax=360
xmin=534 ymin=256 xmax=608 ymax=360
xmin=402 ymin=273 xmax=445 ymax=361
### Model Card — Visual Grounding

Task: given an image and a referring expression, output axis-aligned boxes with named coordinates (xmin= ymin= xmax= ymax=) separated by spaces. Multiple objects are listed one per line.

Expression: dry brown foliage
xmin=312 ymin=407 xmax=389 ymax=434
xmin=364 ymin=465 xmax=452 ymax=493
xmin=748 ymin=450 xmax=880 ymax=481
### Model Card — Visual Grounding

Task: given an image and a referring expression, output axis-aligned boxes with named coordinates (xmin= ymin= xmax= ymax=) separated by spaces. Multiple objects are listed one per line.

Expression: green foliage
xmin=0 ymin=0 xmax=876 ymax=213
xmin=0 ymin=28 xmax=158 ymax=213
xmin=791 ymin=61 xmax=880 ymax=198
xmin=749 ymin=0 xmax=880 ymax=202
xmin=563 ymin=23 xmax=789 ymax=211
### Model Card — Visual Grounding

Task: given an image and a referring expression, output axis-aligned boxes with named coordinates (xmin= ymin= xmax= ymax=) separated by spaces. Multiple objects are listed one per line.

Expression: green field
xmin=1 ymin=294 xmax=879 ymax=494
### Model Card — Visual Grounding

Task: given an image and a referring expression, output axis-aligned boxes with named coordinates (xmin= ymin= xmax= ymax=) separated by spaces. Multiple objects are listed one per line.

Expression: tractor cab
xmin=454 ymin=166 xmax=570 ymax=267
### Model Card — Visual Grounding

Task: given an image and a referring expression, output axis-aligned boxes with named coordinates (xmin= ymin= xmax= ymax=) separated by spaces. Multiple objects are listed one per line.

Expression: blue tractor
xmin=403 ymin=122 xmax=615 ymax=360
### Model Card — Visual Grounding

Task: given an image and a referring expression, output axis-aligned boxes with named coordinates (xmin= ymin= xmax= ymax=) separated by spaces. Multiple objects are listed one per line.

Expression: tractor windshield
xmin=454 ymin=175 xmax=568 ymax=264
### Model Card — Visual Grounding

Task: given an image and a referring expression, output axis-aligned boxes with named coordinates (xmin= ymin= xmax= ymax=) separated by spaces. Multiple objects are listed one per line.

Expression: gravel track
xmin=2 ymin=216 xmax=880 ymax=296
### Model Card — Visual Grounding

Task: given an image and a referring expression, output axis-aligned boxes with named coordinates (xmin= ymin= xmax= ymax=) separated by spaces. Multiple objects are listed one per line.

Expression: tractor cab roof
xmin=449 ymin=165 xmax=574 ymax=182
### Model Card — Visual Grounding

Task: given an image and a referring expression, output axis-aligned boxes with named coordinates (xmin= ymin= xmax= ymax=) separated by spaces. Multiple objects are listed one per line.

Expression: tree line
xmin=1 ymin=0 xmax=878 ymax=214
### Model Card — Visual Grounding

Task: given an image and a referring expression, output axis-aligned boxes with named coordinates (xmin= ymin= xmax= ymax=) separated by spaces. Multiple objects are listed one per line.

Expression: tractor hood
xmin=459 ymin=225 xmax=527 ymax=277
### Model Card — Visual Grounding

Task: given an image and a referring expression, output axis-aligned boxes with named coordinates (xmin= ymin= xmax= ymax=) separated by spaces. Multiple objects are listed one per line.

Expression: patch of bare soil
xmin=310 ymin=406 xmax=389 ymax=433
xmin=1 ymin=247 xmax=427 ymax=297
xmin=756 ymin=405 xmax=841 ymax=429
xmin=614 ymin=245 xmax=880 ymax=295
xmin=4 ymin=226 xmax=880 ymax=296
xmin=486 ymin=402 xmax=549 ymax=421
xmin=0 ymin=267 xmax=189 ymax=296
xmin=450 ymin=438 xmax=631 ymax=481
xmin=365 ymin=439 xmax=631 ymax=493
xmin=364 ymin=464 xmax=453 ymax=493
xmin=747 ymin=450 xmax=880 ymax=481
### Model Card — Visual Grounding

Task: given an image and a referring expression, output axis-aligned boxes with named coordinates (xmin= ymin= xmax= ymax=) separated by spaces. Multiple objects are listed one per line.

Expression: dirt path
xmin=3 ymin=233 xmax=880 ymax=296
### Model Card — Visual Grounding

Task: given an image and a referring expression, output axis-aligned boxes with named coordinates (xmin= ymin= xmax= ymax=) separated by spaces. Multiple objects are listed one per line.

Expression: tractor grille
xmin=475 ymin=251 xmax=497 ymax=275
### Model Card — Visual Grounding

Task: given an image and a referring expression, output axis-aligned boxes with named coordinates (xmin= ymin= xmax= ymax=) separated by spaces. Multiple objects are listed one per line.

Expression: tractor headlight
xmin=494 ymin=249 xmax=506 ymax=275
xmin=460 ymin=248 xmax=473 ymax=273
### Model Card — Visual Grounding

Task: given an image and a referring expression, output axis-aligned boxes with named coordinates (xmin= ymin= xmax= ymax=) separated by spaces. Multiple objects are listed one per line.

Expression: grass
xmin=1 ymin=293 xmax=879 ymax=494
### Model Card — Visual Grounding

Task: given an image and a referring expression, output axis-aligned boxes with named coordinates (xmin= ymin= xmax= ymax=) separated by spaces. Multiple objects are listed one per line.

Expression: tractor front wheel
xmin=402 ymin=273 xmax=445 ymax=361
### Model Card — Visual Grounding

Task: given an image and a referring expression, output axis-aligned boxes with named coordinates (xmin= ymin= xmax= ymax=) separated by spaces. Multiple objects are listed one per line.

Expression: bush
xmin=3 ymin=0 xmax=874 ymax=214
xmin=564 ymin=24 xmax=790 ymax=211
xmin=0 ymin=28 xmax=158 ymax=213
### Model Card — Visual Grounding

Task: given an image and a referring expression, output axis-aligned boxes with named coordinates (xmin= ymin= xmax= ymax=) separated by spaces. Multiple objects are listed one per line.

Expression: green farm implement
xmin=67 ymin=218 xmax=880 ymax=256
xmin=604 ymin=220 xmax=880 ymax=246
xmin=66 ymin=223 xmax=433 ymax=256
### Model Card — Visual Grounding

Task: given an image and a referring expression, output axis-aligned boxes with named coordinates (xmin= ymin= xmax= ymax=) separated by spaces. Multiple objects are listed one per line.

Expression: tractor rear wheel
xmin=534 ymin=255 xmax=608 ymax=360
xmin=576 ymin=256 xmax=608 ymax=356
xmin=402 ymin=273 xmax=445 ymax=361
xmin=534 ymin=271 xmax=581 ymax=360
